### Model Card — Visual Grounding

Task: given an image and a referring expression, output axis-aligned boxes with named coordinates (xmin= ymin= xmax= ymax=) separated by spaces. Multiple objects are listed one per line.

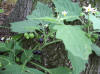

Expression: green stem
xmin=41 ymin=39 xmax=61 ymax=49
xmin=30 ymin=62 xmax=51 ymax=74
xmin=43 ymin=29 xmax=47 ymax=44
xmin=21 ymin=54 xmax=33 ymax=73
xmin=21 ymin=45 xmax=39 ymax=73
xmin=88 ymin=14 xmax=90 ymax=33
xmin=79 ymin=18 xmax=86 ymax=25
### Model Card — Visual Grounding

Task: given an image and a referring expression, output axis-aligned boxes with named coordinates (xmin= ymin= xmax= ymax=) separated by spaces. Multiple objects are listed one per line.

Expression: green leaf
xmin=21 ymin=50 xmax=33 ymax=63
xmin=3 ymin=40 xmax=22 ymax=51
xmin=12 ymin=34 xmax=23 ymax=40
xmin=0 ymin=42 xmax=10 ymax=52
xmin=27 ymin=2 xmax=53 ymax=25
xmin=0 ymin=56 xmax=11 ymax=67
xmin=14 ymin=41 xmax=23 ymax=50
xmin=0 ymin=9 xmax=4 ymax=13
xmin=0 ymin=64 xmax=44 ymax=74
xmin=52 ymin=0 xmax=82 ymax=21
xmin=68 ymin=52 xmax=87 ymax=74
xmin=91 ymin=44 xmax=100 ymax=56
xmin=53 ymin=25 xmax=92 ymax=74
xmin=5 ymin=40 xmax=14 ymax=50
xmin=49 ymin=67 xmax=72 ymax=74
xmin=11 ymin=20 xmax=40 ymax=33
xmin=54 ymin=25 xmax=92 ymax=59
xmin=0 ymin=41 xmax=15 ymax=52
xmin=27 ymin=2 xmax=53 ymax=19
xmin=11 ymin=2 xmax=53 ymax=33
xmin=88 ymin=14 xmax=100 ymax=30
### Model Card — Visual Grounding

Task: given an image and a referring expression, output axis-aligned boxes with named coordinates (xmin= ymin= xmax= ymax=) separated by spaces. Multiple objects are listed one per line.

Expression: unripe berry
xmin=24 ymin=33 xmax=29 ymax=37
xmin=29 ymin=33 xmax=34 ymax=38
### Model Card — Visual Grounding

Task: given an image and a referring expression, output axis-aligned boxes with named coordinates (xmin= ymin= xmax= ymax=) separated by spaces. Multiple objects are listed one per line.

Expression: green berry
xmin=26 ymin=36 xmax=29 ymax=39
xmin=24 ymin=33 xmax=29 ymax=37
xmin=29 ymin=33 xmax=34 ymax=38
xmin=16 ymin=58 xmax=20 ymax=62
xmin=24 ymin=33 xmax=30 ymax=39
xmin=87 ymin=33 xmax=91 ymax=38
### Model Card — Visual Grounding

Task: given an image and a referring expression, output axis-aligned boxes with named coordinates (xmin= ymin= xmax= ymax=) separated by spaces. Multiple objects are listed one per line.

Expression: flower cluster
xmin=0 ymin=37 xmax=12 ymax=41
xmin=83 ymin=4 xmax=97 ymax=14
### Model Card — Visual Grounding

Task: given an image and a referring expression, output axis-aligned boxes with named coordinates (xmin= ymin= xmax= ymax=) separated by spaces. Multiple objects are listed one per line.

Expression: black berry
xmin=33 ymin=50 xmax=42 ymax=55
xmin=38 ymin=38 xmax=43 ymax=43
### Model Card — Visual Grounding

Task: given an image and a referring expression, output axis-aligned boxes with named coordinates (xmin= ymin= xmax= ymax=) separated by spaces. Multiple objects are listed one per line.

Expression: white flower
xmin=91 ymin=8 xmax=97 ymax=14
xmin=83 ymin=4 xmax=93 ymax=12
xmin=44 ymin=24 xmax=48 ymax=28
xmin=1 ymin=37 xmax=5 ymax=41
xmin=62 ymin=10 xmax=67 ymax=16
xmin=83 ymin=4 xmax=97 ymax=14
xmin=6 ymin=38 xmax=11 ymax=41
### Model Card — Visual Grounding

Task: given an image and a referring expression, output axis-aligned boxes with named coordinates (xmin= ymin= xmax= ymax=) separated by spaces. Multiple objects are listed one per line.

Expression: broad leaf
xmin=92 ymin=44 xmax=100 ymax=56
xmin=88 ymin=14 xmax=100 ymax=30
xmin=0 ymin=64 xmax=44 ymax=74
xmin=27 ymin=2 xmax=53 ymax=18
xmin=49 ymin=67 xmax=72 ymax=74
xmin=11 ymin=20 xmax=40 ymax=33
xmin=53 ymin=25 xmax=92 ymax=74
xmin=0 ymin=56 xmax=11 ymax=67
xmin=54 ymin=25 xmax=92 ymax=59
xmin=14 ymin=42 xmax=23 ymax=50
xmin=21 ymin=50 xmax=33 ymax=63
xmin=68 ymin=52 xmax=87 ymax=74
xmin=27 ymin=2 xmax=53 ymax=24
xmin=0 ymin=42 xmax=10 ymax=52
xmin=11 ymin=2 xmax=54 ymax=33
xmin=52 ymin=0 xmax=82 ymax=21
